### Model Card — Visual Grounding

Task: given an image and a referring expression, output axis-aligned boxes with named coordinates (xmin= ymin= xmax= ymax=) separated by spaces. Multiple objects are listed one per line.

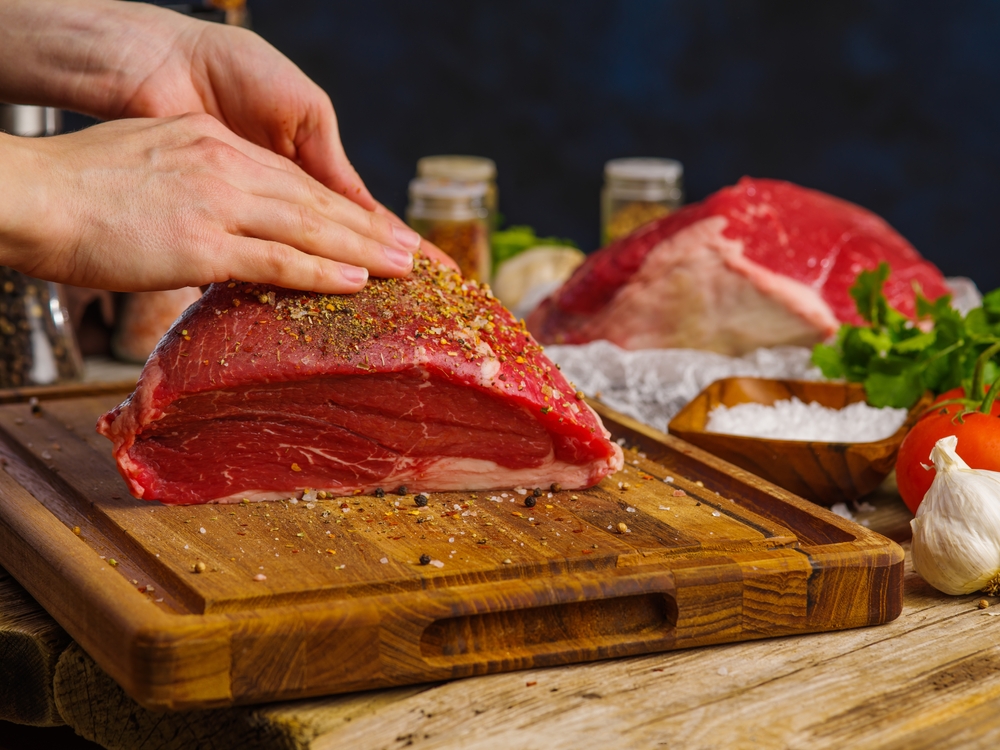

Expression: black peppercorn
xmin=524 ymin=496 xmax=536 ymax=508
xmin=415 ymin=494 xmax=428 ymax=507
xmin=550 ymin=482 xmax=561 ymax=493
xmin=396 ymin=485 xmax=408 ymax=496
xmin=419 ymin=553 xmax=431 ymax=565
xmin=374 ymin=487 xmax=386 ymax=498
xmin=532 ymin=487 xmax=542 ymax=497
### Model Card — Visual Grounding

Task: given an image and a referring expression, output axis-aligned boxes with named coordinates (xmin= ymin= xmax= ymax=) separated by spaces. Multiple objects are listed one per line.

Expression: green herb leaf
xmin=810 ymin=344 xmax=844 ymax=379
xmin=864 ymin=359 xmax=925 ymax=409
xmin=812 ymin=263 xmax=1000 ymax=409
xmin=850 ymin=263 xmax=891 ymax=325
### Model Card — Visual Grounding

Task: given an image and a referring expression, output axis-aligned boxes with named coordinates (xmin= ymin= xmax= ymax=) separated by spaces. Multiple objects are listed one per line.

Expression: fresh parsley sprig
xmin=811 ymin=263 xmax=1000 ymax=408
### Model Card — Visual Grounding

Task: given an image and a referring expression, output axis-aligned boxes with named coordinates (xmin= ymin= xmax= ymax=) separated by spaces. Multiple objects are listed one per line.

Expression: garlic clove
xmin=910 ymin=435 xmax=1000 ymax=596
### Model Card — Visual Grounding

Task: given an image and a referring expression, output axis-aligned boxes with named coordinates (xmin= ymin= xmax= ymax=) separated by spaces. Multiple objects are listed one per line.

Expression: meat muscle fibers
xmin=527 ymin=177 xmax=951 ymax=356
xmin=97 ymin=257 xmax=624 ymax=505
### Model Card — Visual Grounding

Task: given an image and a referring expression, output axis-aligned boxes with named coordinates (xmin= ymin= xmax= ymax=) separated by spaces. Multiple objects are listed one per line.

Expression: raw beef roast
xmin=528 ymin=177 xmax=950 ymax=355
xmin=97 ymin=257 xmax=623 ymax=505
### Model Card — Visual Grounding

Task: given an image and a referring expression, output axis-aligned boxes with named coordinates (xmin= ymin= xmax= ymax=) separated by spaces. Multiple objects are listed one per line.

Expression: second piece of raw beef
xmin=527 ymin=177 xmax=950 ymax=355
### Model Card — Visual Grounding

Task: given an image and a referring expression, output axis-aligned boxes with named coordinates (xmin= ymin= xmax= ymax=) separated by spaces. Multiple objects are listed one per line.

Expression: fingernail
xmin=341 ymin=265 xmax=368 ymax=285
xmin=392 ymin=224 xmax=421 ymax=250
xmin=383 ymin=245 xmax=414 ymax=269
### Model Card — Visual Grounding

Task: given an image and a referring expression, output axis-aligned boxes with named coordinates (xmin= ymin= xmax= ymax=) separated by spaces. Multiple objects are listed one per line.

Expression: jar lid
xmin=604 ymin=157 xmax=683 ymax=183
xmin=407 ymin=178 xmax=488 ymax=221
xmin=417 ymin=155 xmax=497 ymax=182
xmin=408 ymin=177 xmax=488 ymax=201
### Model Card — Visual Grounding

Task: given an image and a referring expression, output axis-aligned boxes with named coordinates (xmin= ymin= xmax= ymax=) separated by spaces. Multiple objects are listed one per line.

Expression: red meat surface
xmin=97 ymin=257 xmax=623 ymax=505
xmin=528 ymin=177 xmax=951 ymax=355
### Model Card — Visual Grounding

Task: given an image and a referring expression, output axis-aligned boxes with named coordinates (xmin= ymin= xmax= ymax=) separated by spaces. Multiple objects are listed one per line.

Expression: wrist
xmin=0 ymin=0 xmax=195 ymax=120
xmin=0 ymin=134 xmax=70 ymax=278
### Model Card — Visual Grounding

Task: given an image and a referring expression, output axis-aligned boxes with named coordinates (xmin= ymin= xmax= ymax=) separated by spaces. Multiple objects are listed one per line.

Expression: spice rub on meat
xmin=97 ymin=257 xmax=624 ymax=505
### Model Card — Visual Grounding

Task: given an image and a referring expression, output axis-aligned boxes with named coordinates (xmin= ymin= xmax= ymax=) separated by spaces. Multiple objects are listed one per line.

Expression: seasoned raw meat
xmin=528 ymin=177 xmax=951 ymax=355
xmin=97 ymin=257 xmax=623 ymax=505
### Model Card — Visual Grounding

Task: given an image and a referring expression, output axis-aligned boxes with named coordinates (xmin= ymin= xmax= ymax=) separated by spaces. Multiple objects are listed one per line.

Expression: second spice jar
xmin=406 ymin=178 xmax=491 ymax=283
xmin=601 ymin=157 xmax=684 ymax=244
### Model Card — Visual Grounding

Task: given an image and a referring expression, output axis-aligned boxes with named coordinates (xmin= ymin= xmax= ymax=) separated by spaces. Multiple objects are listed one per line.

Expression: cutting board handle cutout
xmin=420 ymin=591 xmax=677 ymax=664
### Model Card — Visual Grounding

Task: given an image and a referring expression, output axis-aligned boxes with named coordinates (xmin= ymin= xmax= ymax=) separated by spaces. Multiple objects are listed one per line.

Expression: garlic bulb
xmin=910 ymin=435 xmax=1000 ymax=596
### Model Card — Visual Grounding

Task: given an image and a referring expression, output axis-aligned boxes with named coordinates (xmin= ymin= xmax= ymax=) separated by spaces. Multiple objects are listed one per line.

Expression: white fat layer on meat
xmin=577 ymin=216 xmax=839 ymax=356
xmin=200 ymin=448 xmax=622 ymax=504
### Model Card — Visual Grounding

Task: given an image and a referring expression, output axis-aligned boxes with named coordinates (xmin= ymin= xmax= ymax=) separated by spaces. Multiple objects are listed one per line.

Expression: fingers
xmin=217 ymin=236 xmax=370 ymax=295
xmin=292 ymin=102 xmax=380 ymax=212
xmin=232 ymin=194 xmax=417 ymax=281
xmin=168 ymin=115 xmax=424 ymax=279
xmin=221 ymin=154 xmax=421 ymax=258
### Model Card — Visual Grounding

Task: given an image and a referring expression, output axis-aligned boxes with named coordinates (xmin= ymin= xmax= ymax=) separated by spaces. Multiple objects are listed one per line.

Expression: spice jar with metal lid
xmin=416 ymin=155 xmax=498 ymax=230
xmin=601 ymin=157 xmax=684 ymax=244
xmin=406 ymin=178 xmax=491 ymax=283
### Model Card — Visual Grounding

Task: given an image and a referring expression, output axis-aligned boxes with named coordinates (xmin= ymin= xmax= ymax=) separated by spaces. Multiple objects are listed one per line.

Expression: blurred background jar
xmin=407 ymin=178 xmax=491 ymax=283
xmin=0 ymin=104 xmax=84 ymax=388
xmin=601 ymin=157 xmax=684 ymax=244
xmin=416 ymin=155 xmax=498 ymax=231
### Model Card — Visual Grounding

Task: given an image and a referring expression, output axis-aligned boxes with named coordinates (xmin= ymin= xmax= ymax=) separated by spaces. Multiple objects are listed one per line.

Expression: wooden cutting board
xmin=0 ymin=386 xmax=903 ymax=711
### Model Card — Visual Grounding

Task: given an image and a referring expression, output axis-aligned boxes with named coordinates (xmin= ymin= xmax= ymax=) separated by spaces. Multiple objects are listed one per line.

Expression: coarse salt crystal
xmin=429 ymin=559 xmax=445 ymax=568
xmin=626 ymin=507 xmax=636 ymax=513
xmin=515 ymin=488 xmax=528 ymax=495
xmin=665 ymin=476 xmax=674 ymax=483
xmin=199 ymin=527 xmax=206 ymax=534
xmin=379 ymin=557 xmax=389 ymax=564
xmin=705 ymin=396 xmax=907 ymax=442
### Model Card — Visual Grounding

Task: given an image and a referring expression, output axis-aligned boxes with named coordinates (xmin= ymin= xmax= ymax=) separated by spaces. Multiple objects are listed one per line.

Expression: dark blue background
xmin=235 ymin=2 xmax=1000 ymax=288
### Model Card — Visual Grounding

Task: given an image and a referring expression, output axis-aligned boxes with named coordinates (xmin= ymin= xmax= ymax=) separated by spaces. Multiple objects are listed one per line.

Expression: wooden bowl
xmin=667 ymin=378 xmax=932 ymax=506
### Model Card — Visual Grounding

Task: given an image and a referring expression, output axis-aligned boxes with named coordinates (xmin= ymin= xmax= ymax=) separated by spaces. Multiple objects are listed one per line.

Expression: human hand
xmin=116 ymin=11 xmax=383 ymax=213
xmin=0 ymin=0 xmax=385 ymax=214
xmin=0 ymin=115 xmax=422 ymax=293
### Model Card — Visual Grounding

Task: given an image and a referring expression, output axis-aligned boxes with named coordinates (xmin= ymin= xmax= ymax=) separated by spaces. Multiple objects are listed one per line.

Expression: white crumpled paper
xmin=542 ymin=277 xmax=981 ymax=433
xmin=545 ymin=341 xmax=820 ymax=432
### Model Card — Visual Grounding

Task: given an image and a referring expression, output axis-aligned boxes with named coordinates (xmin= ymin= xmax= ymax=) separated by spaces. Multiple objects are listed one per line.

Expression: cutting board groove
xmin=0 ymin=389 xmax=903 ymax=710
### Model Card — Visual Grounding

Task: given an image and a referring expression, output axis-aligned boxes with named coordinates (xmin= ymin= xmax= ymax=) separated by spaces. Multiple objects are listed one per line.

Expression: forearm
xmin=0 ymin=0 xmax=190 ymax=119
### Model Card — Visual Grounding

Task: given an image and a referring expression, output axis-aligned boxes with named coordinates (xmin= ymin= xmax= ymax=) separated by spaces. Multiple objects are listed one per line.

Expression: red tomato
xmin=895 ymin=386 xmax=1000 ymax=513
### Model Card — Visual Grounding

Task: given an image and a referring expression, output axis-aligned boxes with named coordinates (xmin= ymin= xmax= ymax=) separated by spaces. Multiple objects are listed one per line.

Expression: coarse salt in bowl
xmin=668 ymin=378 xmax=931 ymax=506
xmin=704 ymin=397 xmax=909 ymax=443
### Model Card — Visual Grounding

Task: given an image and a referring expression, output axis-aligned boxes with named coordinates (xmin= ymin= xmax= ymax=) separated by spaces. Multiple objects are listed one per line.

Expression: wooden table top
xmin=4 ymin=482 xmax=1000 ymax=750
